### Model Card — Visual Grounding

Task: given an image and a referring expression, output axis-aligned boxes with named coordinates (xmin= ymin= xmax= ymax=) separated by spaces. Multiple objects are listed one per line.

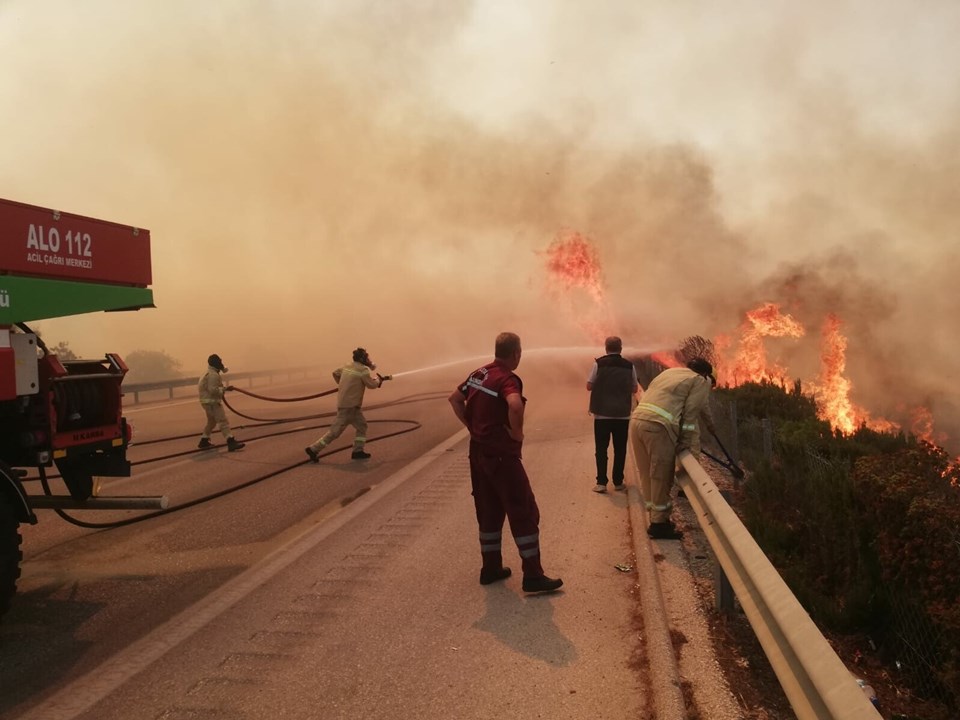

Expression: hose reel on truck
xmin=0 ymin=197 xmax=159 ymax=619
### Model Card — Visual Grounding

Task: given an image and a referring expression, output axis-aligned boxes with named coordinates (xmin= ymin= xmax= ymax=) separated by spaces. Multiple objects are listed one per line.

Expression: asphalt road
xmin=0 ymin=354 xmax=469 ymax=709
xmin=0 ymin=349 xmax=744 ymax=720
xmin=0 ymin=350 xmax=638 ymax=716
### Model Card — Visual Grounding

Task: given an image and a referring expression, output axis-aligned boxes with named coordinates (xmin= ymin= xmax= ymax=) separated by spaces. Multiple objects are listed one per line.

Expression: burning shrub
xmin=716 ymin=379 xmax=818 ymax=424
xmin=723 ymin=362 xmax=959 ymax=711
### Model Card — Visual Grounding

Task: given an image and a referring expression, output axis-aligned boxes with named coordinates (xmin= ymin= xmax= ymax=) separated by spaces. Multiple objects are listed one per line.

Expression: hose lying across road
xmin=35 ymin=385 xmax=449 ymax=530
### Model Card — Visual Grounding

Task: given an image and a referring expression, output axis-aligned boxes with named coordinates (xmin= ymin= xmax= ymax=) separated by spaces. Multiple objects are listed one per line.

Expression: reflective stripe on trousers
xmin=514 ymin=532 xmax=540 ymax=559
xmin=479 ymin=530 xmax=502 ymax=553
xmin=470 ymin=446 xmax=544 ymax=577
xmin=309 ymin=407 xmax=368 ymax=451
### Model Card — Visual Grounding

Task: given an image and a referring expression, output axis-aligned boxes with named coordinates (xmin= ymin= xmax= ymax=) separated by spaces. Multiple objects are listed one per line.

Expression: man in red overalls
xmin=448 ymin=332 xmax=563 ymax=593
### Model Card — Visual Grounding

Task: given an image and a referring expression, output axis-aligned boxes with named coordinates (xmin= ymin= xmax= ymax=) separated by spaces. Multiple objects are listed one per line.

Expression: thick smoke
xmin=2 ymin=1 xmax=959 ymax=441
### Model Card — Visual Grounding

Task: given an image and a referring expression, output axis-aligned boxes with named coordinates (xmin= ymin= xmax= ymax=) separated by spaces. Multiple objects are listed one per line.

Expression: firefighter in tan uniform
xmin=683 ymin=373 xmax=717 ymax=459
xmin=197 ymin=354 xmax=245 ymax=451
xmin=305 ymin=348 xmax=391 ymax=462
xmin=630 ymin=358 xmax=714 ymax=539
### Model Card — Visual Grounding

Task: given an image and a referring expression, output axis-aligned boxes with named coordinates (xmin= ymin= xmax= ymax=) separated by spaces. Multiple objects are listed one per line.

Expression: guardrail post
xmin=716 ymin=489 xmax=736 ymax=613
xmin=728 ymin=402 xmax=739 ymax=463
xmin=761 ymin=417 xmax=773 ymax=460
xmin=677 ymin=452 xmax=884 ymax=719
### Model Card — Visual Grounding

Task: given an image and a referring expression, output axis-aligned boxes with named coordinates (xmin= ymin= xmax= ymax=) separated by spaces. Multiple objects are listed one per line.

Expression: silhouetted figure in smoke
xmin=305 ymin=347 xmax=391 ymax=462
xmin=586 ymin=335 xmax=639 ymax=493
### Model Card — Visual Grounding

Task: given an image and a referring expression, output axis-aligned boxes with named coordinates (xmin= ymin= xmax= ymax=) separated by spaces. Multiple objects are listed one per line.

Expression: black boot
xmin=522 ymin=575 xmax=564 ymax=593
xmin=351 ymin=449 xmax=371 ymax=460
xmin=227 ymin=437 xmax=245 ymax=452
xmin=305 ymin=447 xmax=319 ymax=463
xmin=197 ymin=438 xmax=213 ymax=449
xmin=479 ymin=567 xmax=512 ymax=585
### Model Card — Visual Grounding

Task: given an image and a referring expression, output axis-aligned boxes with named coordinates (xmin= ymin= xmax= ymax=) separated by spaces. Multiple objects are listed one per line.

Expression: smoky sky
xmin=2 ymin=1 xmax=959 ymax=440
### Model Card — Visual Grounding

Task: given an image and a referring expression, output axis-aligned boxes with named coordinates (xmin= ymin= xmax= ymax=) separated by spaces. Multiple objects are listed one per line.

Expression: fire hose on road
xmin=32 ymin=382 xmax=442 ymax=530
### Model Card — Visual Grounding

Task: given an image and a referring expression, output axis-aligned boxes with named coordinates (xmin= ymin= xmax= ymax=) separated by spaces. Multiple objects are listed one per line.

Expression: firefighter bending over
xmin=197 ymin=354 xmax=245 ymax=452
xmin=629 ymin=357 xmax=714 ymax=540
xmin=305 ymin=347 xmax=391 ymax=462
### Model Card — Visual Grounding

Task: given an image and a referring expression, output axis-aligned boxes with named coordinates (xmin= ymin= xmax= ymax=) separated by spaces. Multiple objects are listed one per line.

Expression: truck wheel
xmin=0 ymin=494 xmax=22 ymax=619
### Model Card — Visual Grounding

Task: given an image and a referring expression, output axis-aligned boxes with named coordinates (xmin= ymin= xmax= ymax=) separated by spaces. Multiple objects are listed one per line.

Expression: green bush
xmin=715 ymin=379 xmax=818 ymax=423
xmin=853 ymin=447 xmax=960 ymax=702
xmin=729 ymin=380 xmax=959 ymax=707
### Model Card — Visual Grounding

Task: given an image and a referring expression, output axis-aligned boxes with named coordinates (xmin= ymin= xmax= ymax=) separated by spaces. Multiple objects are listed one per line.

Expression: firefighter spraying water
xmin=304 ymin=347 xmax=393 ymax=462
xmin=0 ymin=197 xmax=159 ymax=619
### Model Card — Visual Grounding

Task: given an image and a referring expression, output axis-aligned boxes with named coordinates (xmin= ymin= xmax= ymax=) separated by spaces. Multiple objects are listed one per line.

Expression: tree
xmin=124 ymin=350 xmax=183 ymax=383
xmin=676 ymin=335 xmax=716 ymax=366
xmin=50 ymin=340 xmax=77 ymax=361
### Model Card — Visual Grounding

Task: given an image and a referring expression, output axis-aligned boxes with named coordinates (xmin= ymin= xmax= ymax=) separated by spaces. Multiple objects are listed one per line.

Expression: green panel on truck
xmin=0 ymin=275 xmax=154 ymax=324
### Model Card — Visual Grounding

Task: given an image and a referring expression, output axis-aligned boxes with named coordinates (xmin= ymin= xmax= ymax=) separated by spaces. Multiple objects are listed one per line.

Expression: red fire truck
xmin=0 ymin=197 xmax=155 ymax=618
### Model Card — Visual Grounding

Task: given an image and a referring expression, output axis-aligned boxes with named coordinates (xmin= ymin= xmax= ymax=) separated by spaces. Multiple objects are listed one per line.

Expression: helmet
xmin=686 ymin=357 xmax=713 ymax=378
xmin=208 ymin=354 xmax=225 ymax=372
xmin=353 ymin=347 xmax=375 ymax=369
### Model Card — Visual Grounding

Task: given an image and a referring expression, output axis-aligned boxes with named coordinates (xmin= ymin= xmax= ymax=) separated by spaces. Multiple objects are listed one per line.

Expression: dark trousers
xmin=469 ymin=444 xmax=544 ymax=578
xmin=594 ymin=418 xmax=629 ymax=485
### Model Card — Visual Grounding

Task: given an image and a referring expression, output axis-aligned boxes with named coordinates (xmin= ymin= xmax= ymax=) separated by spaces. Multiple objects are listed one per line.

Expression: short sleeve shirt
xmin=457 ymin=359 xmax=523 ymax=455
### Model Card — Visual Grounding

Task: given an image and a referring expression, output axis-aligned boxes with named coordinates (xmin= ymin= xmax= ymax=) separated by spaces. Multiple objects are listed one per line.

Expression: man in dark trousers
xmin=586 ymin=336 xmax=639 ymax=493
xmin=448 ymin=332 xmax=563 ymax=593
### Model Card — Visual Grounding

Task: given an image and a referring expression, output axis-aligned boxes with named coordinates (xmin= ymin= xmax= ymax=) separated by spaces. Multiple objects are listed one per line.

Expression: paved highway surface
xmin=0 ymin=350 xmax=742 ymax=720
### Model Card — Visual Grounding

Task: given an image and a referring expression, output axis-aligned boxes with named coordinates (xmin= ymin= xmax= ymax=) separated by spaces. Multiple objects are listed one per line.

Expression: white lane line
xmin=18 ymin=428 xmax=469 ymax=720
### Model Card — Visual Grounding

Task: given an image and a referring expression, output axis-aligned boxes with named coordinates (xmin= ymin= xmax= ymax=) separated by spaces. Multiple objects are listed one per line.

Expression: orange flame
xmin=910 ymin=407 xmax=949 ymax=446
xmin=912 ymin=407 xmax=935 ymax=443
xmin=809 ymin=314 xmax=904 ymax=434
xmin=541 ymin=230 xmax=615 ymax=342
xmin=724 ymin=303 xmax=805 ymax=386
xmin=716 ymin=303 xmax=948 ymax=445
xmin=716 ymin=305 xmax=894 ymax=435
xmin=813 ymin=314 xmax=859 ymax=434
xmin=651 ymin=351 xmax=681 ymax=368
xmin=712 ymin=333 xmax=733 ymax=383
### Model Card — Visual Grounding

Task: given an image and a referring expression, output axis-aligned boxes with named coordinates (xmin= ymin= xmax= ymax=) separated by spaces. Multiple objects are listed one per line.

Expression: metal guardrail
xmin=677 ymin=449 xmax=883 ymax=720
xmin=122 ymin=366 xmax=317 ymax=404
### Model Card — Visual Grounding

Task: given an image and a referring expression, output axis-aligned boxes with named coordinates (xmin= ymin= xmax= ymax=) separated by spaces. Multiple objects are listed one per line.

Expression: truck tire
xmin=0 ymin=494 xmax=22 ymax=619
